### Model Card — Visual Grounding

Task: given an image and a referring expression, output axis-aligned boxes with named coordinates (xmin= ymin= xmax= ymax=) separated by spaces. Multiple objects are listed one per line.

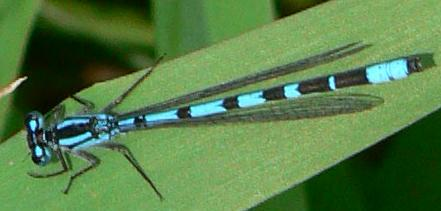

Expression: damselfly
xmin=24 ymin=42 xmax=429 ymax=199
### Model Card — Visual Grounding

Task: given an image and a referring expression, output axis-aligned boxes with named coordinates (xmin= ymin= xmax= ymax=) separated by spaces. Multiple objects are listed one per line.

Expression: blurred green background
xmin=1 ymin=0 xmax=440 ymax=210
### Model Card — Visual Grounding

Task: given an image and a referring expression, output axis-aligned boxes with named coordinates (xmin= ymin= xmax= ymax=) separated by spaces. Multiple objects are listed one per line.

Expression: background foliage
xmin=0 ymin=0 xmax=440 ymax=210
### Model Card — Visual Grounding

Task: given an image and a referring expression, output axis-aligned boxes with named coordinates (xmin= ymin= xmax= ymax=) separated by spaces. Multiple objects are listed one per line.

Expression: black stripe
xmin=65 ymin=134 xmax=95 ymax=149
xmin=407 ymin=57 xmax=422 ymax=73
xmin=134 ymin=116 xmax=146 ymax=128
xmin=334 ymin=67 xmax=369 ymax=88
xmin=55 ymin=123 xmax=90 ymax=138
xmin=89 ymin=117 xmax=100 ymax=138
xmin=44 ymin=130 xmax=54 ymax=142
xmin=262 ymin=86 xmax=286 ymax=101
xmin=177 ymin=106 xmax=191 ymax=119
xmin=298 ymin=76 xmax=331 ymax=94
xmin=223 ymin=96 xmax=239 ymax=109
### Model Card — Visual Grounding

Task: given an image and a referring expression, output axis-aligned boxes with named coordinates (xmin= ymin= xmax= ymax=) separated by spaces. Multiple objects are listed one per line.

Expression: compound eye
xmin=31 ymin=145 xmax=52 ymax=166
xmin=25 ymin=111 xmax=44 ymax=133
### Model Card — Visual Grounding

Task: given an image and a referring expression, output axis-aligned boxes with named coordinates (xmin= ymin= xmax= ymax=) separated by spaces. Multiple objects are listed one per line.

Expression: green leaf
xmin=267 ymin=107 xmax=441 ymax=211
xmin=0 ymin=0 xmax=41 ymax=140
xmin=1 ymin=0 xmax=440 ymax=210
xmin=257 ymin=108 xmax=441 ymax=211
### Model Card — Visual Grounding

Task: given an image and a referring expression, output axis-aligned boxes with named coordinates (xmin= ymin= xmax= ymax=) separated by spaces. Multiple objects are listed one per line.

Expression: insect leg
xmin=95 ymin=141 xmax=164 ymax=200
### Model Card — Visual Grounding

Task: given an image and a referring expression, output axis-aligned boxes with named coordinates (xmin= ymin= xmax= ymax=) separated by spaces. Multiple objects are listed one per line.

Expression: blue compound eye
xmin=31 ymin=145 xmax=52 ymax=166
xmin=25 ymin=111 xmax=44 ymax=133
xmin=25 ymin=111 xmax=49 ymax=165
xmin=25 ymin=111 xmax=44 ymax=147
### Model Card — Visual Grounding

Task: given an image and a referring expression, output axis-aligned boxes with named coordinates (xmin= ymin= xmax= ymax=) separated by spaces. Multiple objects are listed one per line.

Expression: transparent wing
xmin=122 ymin=42 xmax=370 ymax=117
xmin=43 ymin=104 xmax=66 ymax=129
xmin=149 ymin=93 xmax=383 ymax=127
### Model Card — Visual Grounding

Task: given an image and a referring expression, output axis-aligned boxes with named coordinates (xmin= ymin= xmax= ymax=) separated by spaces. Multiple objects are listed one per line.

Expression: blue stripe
xmin=145 ymin=110 xmax=178 ymax=122
xmin=59 ymin=132 xmax=93 ymax=146
xmin=328 ymin=76 xmax=336 ymax=90
xmin=366 ymin=59 xmax=409 ymax=84
xmin=237 ymin=91 xmax=266 ymax=108
xmin=283 ymin=83 xmax=302 ymax=98
xmin=387 ymin=59 xmax=409 ymax=79
xmin=95 ymin=114 xmax=109 ymax=119
xmin=190 ymin=100 xmax=227 ymax=117
xmin=118 ymin=118 xmax=137 ymax=128
xmin=75 ymin=134 xmax=110 ymax=149
xmin=57 ymin=118 xmax=90 ymax=130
